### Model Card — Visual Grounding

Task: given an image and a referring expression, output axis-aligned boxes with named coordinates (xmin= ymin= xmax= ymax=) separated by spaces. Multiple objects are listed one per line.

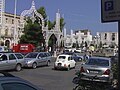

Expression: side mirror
xmin=38 ymin=57 xmax=41 ymax=59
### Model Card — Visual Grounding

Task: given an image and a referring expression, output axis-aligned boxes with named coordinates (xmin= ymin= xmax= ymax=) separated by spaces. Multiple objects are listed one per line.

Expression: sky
xmin=5 ymin=0 xmax=118 ymax=35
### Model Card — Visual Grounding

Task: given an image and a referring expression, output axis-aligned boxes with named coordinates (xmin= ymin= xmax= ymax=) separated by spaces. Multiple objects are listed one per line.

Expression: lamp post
xmin=13 ymin=0 xmax=17 ymax=46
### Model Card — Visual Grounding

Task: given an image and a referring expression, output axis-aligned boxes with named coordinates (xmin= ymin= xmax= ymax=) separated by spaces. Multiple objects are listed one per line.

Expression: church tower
xmin=55 ymin=9 xmax=60 ymax=31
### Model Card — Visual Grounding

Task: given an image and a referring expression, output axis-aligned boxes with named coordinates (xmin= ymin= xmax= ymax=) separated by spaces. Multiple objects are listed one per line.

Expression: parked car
xmin=74 ymin=48 xmax=81 ymax=53
xmin=0 ymin=52 xmax=25 ymax=71
xmin=24 ymin=52 xmax=52 ymax=69
xmin=54 ymin=54 xmax=76 ymax=70
xmin=63 ymin=52 xmax=83 ymax=62
xmin=0 ymin=71 xmax=44 ymax=90
xmin=80 ymin=57 xmax=113 ymax=83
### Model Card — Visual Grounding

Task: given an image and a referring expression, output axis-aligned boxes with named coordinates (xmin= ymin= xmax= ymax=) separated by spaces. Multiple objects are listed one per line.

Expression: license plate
xmin=90 ymin=71 xmax=98 ymax=73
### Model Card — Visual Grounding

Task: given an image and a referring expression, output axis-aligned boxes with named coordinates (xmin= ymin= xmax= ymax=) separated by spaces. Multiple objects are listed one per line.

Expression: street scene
xmin=0 ymin=0 xmax=119 ymax=90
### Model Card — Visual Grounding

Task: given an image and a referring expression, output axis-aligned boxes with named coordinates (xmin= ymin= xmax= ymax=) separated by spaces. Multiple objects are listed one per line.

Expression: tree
xmin=19 ymin=18 xmax=45 ymax=47
xmin=60 ymin=17 xmax=65 ymax=32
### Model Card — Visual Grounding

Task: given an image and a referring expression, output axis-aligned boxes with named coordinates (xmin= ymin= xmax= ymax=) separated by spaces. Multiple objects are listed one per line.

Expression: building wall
xmin=0 ymin=12 xmax=21 ymax=48
xmin=97 ymin=32 xmax=118 ymax=47
xmin=65 ymin=29 xmax=92 ymax=48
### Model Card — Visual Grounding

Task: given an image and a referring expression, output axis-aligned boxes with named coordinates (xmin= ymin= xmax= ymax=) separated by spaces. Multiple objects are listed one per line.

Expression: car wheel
xmin=47 ymin=61 xmax=50 ymax=66
xmin=15 ymin=64 xmax=22 ymax=71
xmin=32 ymin=63 xmax=37 ymax=69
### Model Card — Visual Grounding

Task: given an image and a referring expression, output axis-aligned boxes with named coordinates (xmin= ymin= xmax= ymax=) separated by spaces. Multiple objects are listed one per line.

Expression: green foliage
xmin=19 ymin=19 xmax=44 ymax=46
xmin=60 ymin=17 xmax=65 ymax=32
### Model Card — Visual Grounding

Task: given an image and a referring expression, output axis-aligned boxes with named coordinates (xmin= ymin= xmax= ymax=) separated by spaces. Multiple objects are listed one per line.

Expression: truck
xmin=12 ymin=44 xmax=35 ymax=55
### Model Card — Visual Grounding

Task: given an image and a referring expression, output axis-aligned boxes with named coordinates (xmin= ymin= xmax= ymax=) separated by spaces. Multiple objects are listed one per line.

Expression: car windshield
xmin=86 ymin=58 xmax=109 ymax=66
xmin=25 ymin=53 xmax=38 ymax=58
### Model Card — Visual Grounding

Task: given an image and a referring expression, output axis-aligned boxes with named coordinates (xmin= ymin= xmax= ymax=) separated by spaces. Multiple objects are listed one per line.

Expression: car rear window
xmin=58 ymin=56 xmax=66 ymax=59
xmin=86 ymin=58 xmax=109 ymax=66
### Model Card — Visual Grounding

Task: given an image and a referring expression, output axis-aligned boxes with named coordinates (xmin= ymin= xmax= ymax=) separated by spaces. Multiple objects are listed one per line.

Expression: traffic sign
xmin=101 ymin=0 xmax=120 ymax=22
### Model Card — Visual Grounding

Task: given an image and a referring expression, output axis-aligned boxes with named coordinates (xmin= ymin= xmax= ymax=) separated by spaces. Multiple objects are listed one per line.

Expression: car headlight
xmin=26 ymin=60 xmax=32 ymax=64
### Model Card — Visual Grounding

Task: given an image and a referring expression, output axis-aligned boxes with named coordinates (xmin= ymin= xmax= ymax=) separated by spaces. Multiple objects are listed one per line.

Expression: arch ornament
xmin=20 ymin=0 xmax=44 ymax=30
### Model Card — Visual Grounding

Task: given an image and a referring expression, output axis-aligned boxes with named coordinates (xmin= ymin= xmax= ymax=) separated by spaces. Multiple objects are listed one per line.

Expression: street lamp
xmin=13 ymin=0 xmax=17 ymax=45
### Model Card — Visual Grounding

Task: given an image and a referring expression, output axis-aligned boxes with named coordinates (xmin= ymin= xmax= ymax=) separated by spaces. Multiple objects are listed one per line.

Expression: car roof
xmin=58 ymin=54 xmax=72 ymax=57
xmin=0 ymin=72 xmax=43 ymax=90
xmin=89 ymin=56 xmax=111 ymax=60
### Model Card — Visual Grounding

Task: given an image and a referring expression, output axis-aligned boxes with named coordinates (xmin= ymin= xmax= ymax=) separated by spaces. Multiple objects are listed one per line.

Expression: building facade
xmin=96 ymin=32 xmax=118 ymax=47
xmin=0 ymin=12 xmax=21 ymax=48
xmin=64 ymin=29 xmax=92 ymax=48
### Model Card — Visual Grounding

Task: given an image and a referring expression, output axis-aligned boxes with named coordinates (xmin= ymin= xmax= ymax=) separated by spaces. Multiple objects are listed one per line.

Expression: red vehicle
xmin=12 ymin=44 xmax=35 ymax=54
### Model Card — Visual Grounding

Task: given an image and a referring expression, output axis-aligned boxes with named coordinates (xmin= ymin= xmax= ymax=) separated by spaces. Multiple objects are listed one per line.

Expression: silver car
xmin=24 ymin=52 xmax=52 ymax=69
xmin=0 ymin=52 xmax=25 ymax=71
xmin=80 ymin=57 xmax=113 ymax=83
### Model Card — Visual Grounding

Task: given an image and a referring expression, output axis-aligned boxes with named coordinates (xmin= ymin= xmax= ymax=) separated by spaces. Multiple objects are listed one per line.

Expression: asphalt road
xmin=10 ymin=59 xmax=82 ymax=90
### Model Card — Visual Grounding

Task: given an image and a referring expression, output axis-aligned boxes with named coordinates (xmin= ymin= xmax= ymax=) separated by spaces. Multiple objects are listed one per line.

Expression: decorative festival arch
xmin=20 ymin=0 xmax=63 ymax=51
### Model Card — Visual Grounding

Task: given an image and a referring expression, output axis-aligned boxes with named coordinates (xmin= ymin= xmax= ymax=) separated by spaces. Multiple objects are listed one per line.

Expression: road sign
xmin=101 ymin=0 xmax=120 ymax=22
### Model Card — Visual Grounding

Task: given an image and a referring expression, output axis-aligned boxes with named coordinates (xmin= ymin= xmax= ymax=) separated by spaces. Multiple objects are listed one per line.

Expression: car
xmin=0 ymin=71 xmax=44 ymax=90
xmin=80 ymin=57 xmax=113 ymax=83
xmin=63 ymin=52 xmax=83 ymax=62
xmin=54 ymin=54 xmax=76 ymax=70
xmin=24 ymin=52 xmax=52 ymax=69
xmin=0 ymin=52 xmax=25 ymax=71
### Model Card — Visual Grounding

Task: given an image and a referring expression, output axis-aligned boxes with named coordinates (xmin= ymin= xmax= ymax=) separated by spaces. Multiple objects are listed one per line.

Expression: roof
xmin=89 ymin=56 xmax=111 ymax=60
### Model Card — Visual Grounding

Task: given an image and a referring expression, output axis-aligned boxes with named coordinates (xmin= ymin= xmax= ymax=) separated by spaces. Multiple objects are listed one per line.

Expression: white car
xmin=54 ymin=54 xmax=76 ymax=70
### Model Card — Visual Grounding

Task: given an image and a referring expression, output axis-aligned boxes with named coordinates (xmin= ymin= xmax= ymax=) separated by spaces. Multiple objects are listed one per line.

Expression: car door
xmin=37 ymin=53 xmax=46 ymax=66
xmin=8 ymin=53 xmax=17 ymax=69
xmin=0 ymin=54 xmax=9 ymax=70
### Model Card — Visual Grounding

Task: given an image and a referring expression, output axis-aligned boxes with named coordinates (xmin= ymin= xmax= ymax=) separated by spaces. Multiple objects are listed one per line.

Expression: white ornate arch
xmin=20 ymin=0 xmax=45 ymax=30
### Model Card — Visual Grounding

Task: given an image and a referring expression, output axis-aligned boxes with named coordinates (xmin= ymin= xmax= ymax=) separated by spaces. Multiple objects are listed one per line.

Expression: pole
xmin=118 ymin=21 xmax=120 ymax=89
xmin=13 ymin=0 xmax=17 ymax=45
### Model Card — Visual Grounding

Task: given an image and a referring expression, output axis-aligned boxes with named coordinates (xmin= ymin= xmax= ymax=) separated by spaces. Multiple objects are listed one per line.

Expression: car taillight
xmin=64 ymin=64 xmax=67 ymax=67
xmin=80 ymin=66 xmax=85 ymax=72
xmin=103 ymin=69 xmax=110 ymax=75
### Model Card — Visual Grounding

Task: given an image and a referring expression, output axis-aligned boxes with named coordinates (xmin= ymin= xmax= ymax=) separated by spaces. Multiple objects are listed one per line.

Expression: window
xmin=12 ymin=19 xmax=14 ymax=24
xmin=0 ymin=55 xmax=7 ymax=61
xmin=58 ymin=56 xmax=66 ymax=59
xmin=9 ymin=54 xmax=16 ymax=60
xmin=6 ymin=18 xmax=8 ymax=23
xmin=5 ymin=29 xmax=8 ymax=36
xmin=68 ymin=57 xmax=72 ymax=61
xmin=112 ymin=33 xmax=115 ymax=41
xmin=15 ymin=54 xmax=23 ymax=59
xmin=104 ymin=33 xmax=107 ymax=40
xmin=38 ymin=53 xmax=44 ymax=58
xmin=2 ymin=82 xmax=37 ymax=90
xmin=25 ymin=53 xmax=38 ymax=58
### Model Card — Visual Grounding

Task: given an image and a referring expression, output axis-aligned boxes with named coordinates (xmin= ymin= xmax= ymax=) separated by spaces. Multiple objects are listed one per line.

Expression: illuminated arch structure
xmin=20 ymin=0 xmax=63 ymax=51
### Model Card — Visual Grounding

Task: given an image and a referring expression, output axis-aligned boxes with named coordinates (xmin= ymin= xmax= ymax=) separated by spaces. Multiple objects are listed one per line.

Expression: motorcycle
xmin=72 ymin=70 xmax=115 ymax=90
